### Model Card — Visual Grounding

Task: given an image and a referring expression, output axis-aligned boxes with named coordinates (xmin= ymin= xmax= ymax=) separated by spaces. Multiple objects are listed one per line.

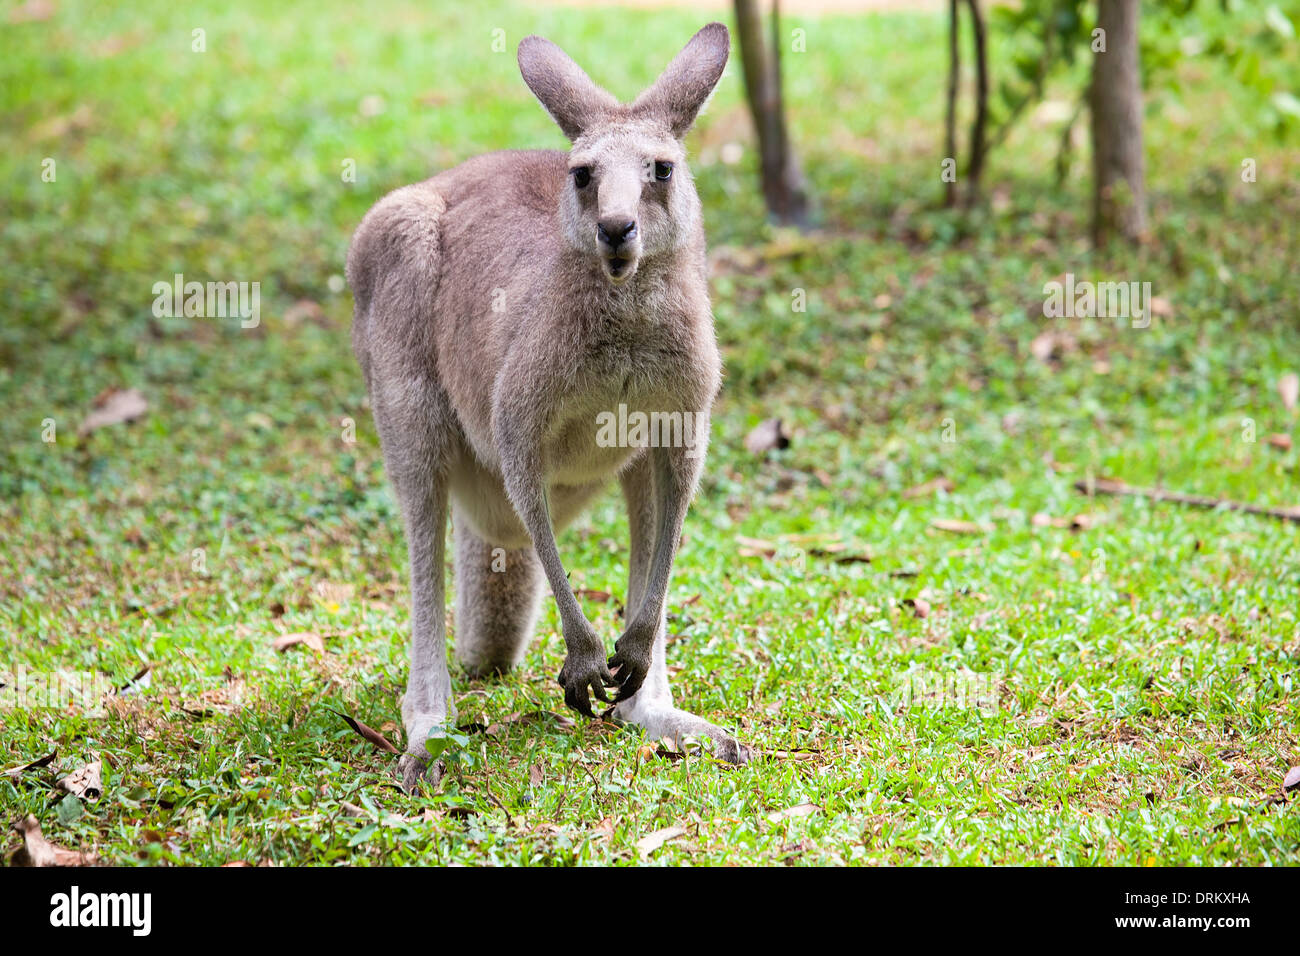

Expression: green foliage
xmin=425 ymin=727 xmax=471 ymax=761
xmin=985 ymin=0 xmax=1300 ymax=166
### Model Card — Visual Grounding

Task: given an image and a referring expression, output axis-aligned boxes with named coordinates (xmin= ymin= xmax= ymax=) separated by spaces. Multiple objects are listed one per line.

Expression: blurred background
xmin=2 ymin=0 xmax=1299 ymax=865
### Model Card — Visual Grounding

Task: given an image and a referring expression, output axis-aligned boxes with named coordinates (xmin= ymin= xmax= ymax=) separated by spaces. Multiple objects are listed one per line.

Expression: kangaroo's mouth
xmin=602 ymin=255 xmax=637 ymax=284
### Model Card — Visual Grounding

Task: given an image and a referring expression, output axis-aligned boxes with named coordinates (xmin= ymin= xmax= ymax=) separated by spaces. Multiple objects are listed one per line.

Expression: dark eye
xmin=654 ymin=161 xmax=673 ymax=182
xmin=572 ymin=166 xmax=591 ymax=189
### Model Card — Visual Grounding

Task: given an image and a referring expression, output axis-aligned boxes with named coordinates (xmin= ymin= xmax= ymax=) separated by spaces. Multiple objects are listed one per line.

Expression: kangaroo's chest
xmin=544 ymin=364 xmax=694 ymax=484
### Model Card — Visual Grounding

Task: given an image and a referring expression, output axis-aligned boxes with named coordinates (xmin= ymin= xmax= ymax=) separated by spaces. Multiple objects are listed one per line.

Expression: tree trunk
xmin=944 ymin=0 xmax=959 ymax=208
xmin=964 ymin=0 xmax=988 ymax=206
xmin=1090 ymin=0 xmax=1146 ymax=244
xmin=734 ymin=0 xmax=811 ymax=227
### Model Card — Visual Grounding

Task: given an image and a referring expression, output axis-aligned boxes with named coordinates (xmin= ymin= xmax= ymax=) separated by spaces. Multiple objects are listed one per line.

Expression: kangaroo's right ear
xmin=517 ymin=36 xmax=618 ymax=141
xmin=632 ymin=22 xmax=730 ymax=138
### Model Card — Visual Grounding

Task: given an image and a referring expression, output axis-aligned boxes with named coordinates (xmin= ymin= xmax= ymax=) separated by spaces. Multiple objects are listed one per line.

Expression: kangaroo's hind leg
xmin=368 ymin=375 xmax=453 ymax=793
xmin=453 ymin=509 xmax=544 ymax=677
xmin=348 ymin=183 xmax=458 ymax=792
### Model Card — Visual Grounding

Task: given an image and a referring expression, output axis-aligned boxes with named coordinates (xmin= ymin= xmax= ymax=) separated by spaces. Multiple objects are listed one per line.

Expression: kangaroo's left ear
xmin=632 ymin=22 xmax=730 ymax=139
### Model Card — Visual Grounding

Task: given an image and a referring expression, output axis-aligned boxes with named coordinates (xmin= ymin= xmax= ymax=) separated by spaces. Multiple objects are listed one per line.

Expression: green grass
xmin=2 ymin=0 xmax=1298 ymax=865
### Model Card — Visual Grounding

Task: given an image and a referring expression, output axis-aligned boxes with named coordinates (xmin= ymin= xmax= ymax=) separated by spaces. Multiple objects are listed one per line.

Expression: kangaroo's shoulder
xmin=346 ymin=180 xmax=448 ymax=302
xmin=348 ymin=149 xmax=563 ymax=284
xmin=430 ymin=149 xmax=567 ymax=216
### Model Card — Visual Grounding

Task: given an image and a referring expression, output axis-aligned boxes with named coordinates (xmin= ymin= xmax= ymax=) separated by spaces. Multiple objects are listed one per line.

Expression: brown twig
xmin=1074 ymin=477 xmax=1300 ymax=524
xmin=963 ymin=0 xmax=988 ymax=207
xmin=944 ymin=0 xmax=959 ymax=208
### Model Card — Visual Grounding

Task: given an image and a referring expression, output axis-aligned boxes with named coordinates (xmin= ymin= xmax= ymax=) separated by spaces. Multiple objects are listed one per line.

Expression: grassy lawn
xmin=2 ymin=0 xmax=1298 ymax=866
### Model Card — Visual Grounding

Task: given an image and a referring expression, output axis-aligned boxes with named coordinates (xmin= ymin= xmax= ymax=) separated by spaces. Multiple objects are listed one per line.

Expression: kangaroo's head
xmin=518 ymin=22 xmax=730 ymax=285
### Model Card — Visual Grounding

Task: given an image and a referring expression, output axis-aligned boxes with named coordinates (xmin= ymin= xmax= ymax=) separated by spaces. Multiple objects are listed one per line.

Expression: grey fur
xmin=346 ymin=22 xmax=748 ymax=791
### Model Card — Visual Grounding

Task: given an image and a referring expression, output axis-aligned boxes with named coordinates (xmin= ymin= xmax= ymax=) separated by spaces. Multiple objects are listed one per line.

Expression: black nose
xmin=597 ymin=220 xmax=637 ymax=248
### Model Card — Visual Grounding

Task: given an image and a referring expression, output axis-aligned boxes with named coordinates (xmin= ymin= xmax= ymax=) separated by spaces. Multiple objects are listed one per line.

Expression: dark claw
xmin=559 ymin=652 xmax=618 ymax=718
xmin=565 ymin=682 xmax=593 ymax=718
xmin=615 ymin=669 xmax=645 ymax=701
xmin=608 ymin=651 xmax=648 ymax=702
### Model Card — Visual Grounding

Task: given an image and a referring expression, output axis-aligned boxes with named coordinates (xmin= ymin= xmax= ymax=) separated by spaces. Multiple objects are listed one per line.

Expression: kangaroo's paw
xmin=397 ymin=752 xmax=445 ymax=794
xmin=710 ymin=733 xmax=754 ymax=766
xmin=399 ymin=710 xmax=449 ymax=794
xmin=671 ymin=725 xmax=753 ymax=765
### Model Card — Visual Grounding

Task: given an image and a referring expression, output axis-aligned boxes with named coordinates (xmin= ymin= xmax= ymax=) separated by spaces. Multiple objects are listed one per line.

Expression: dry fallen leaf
xmin=119 ymin=664 xmax=151 ymax=695
xmin=1284 ymin=766 xmax=1300 ymax=792
xmin=744 ymin=418 xmax=790 ymax=455
xmin=931 ymin=518 xmax=983 ymax=535
xmin=92 ymin=32 xmax=142 ymax=59
xmin=271 ymin=631 xmax=324 ymax=654
xmin=574 ymin=588 xmax=614 ymax=603
xmin=651 ymin=737 xmax=695 ymax=761
xmin=7 ymin=816 xmax=97 ymax=867
xmin=1280 ymin=373 xmax=1299 ymax=413
xmin=29 ymin=104 xmax=93 ymax=142
xmin=1030 ymin=331 xmax=1055 ymax=362
xmin=326 ymin=707 xmax=400 ymax=754
xmin=78 ymin=387 xmax=148 ymax=437
xmin=736 ymin=535 xmax=777 ymax=558
xmin=283 ymin=299 xmax=325 ymax=326
xmin=56 ymin=759 xmax=102 ymax=800
xmin=903 ymin=477 xmax=955 ymax=499
xmin=2 ymin=750 xmax=57 ymax=778
xmin=1266 ymin=433 xmax=1293 ymax=452
xmin=1030 ymin=330 xmax=1075 ymax=363
xmin=766 ymin=803 xmax=819 ymax=824
xmin=635 ymin=825 xmax=686 ymax=855
xmin=312 ymin=580 xmax=355 ymax=607
xmin=906 ymin=597 xmax=931 ymax=619
xmin=1148 ymin=296 xmax=1174 ymax=318
xmin=9 ymin=0 xmax=56 ymax=24
xmin=415 ymin=89 xmax=451 ymax=108
xmin=182 ymin=673 xmax=246 ymax=718
xmin=1032 ymin=512 xmax=1098 ymax=530
xmin=484 ymin=710 xmax=575 ymax=736
xmin=528 ymin=762 xmax=544 ymax=787
xmin=811 ymin=547 xmax=871 ymax=565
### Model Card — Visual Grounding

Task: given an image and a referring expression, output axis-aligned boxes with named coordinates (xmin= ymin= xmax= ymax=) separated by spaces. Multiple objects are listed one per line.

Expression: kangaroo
xmin=346 ymin=22 xmax=748 ymax=790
